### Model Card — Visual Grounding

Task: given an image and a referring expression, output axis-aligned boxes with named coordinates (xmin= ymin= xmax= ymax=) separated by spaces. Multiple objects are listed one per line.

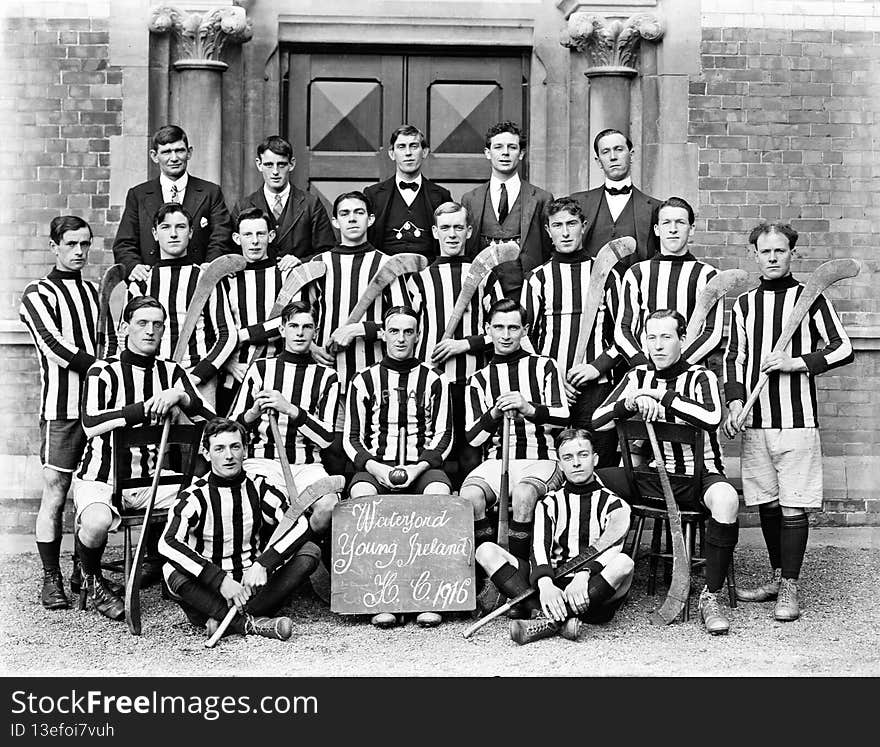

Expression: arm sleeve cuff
xmin=199 ymin=564 xmax=226 ymax=593
xmin=417 ymin=449 xmax=442 ymax=469
xmin=584 ymin=560 xmax=604 ymax=574
xmin=628 ymin=352 xmax=649 ymax=367
xmin=191 ymin=360 xmax=218 ymax=383
xmin=800 ymin=351 xmax=827 ymax=375
xmin=529 ymin=404 xmax=550 ymax=424
xmin=70 ymin=350 xmax=97 ymax=374
xmin=362 ymin=322 xmax=380 ymax=343
xmin=477 ymin=410 xmax=498 ymax=433
xmin=123 ymin=403 xmax=146 ymax=425
xmin=291 ymin=408 xmax=308 ymax=427
xmin=529 ymin=564 xmax=553 ymax=586
xmin=612 ymin=400 xmax=632 ymax=419
xmin=660 ymin=390 xmax=677 ymax=408
xmin=256 ymin=549 xmax=281 ymax=572
xmin=591 ymin=351 xmax=616 ymax=376
xmin=467 ymin=334 xmax=487 ymax=353
xmin=724 ymin=382 xmax=746 ymax=403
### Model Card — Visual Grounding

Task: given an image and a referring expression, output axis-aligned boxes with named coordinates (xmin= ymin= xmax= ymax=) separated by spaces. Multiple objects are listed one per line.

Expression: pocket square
xmin=200 ymin=217 xmax=208 ymax=228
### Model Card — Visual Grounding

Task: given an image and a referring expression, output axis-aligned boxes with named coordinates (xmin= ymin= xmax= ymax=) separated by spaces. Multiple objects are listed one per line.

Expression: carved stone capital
xmin=149 ymin=4 xmax=253 ymax=66
xmin=560 ymin=13 xmax=664 ymax=73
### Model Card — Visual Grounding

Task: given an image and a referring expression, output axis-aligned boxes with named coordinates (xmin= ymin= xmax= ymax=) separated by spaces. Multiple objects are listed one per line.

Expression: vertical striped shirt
xmin=127 ymin=258 xmax=237 ymax=382
xmin=592 ymin=358 xmax=725 ymax=475
xmin=465 ymin=349 xmax=570 ymax=461
xmin=724 ymin=274 xmax=854 ymax=428
xmin=521 ymin=252 xmax=622 ymax=383
xmin=159 ymin=471 xmax=313 ymax=589
xmin=19 ymin=268 xmax=99 ymax=419
xmin=229 ymin=351 xmax=338 ymax=463
xmin=530 ymin=479 xmax=631 ymax=586
xmin=77 ymin=350 xmax=211 ymax=484
xmin=616 ymin=253 xmax=722 ymax=366
xmin=310 ymin=244 xmax=409 ymax=394
xmin=406 ymin=256 xmax=503 ymax=384
xmin=344 ymin=357 xmax=452 ymax=470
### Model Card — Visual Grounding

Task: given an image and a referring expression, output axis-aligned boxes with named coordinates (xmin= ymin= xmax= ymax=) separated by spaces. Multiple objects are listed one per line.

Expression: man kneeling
xmin=159 ymin=418 xmax=321 ymax=641
xmin=475 ymin=428 xmax=634 ymax=645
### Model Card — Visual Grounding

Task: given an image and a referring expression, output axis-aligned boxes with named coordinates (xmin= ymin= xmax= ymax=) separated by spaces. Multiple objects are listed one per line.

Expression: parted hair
xmin=235 ymin=206 xmax=271 ymax=232
xmin=122 ymin=295 xmax=166 ymax=323
xmin=485 ymin=120 xmax=526 ymax=149
xmin=646 ymin=308 xmax=687 ymax=338
xmin=153 ymin=202 xmax=192 ymax=229
xmin=382 ymin=305 xmax=419 ymax=327
xmin=657 ymin=196 xmax=695 ymax=225
xmin=280 ymin=300 xmax=317 ymax=325
xmin=593 ymin=128 xmax=633 ymax=157
xmin=202 ymin=417 xmax=248 ymax=450
xmin=389 ymin=124 xmax=428 ymax=149
xmin=433 ymin=201 xmax=472 ymax=226
xmin=543 ymin=196 xmax=584 ymax=226
xmin=50 ymin=215 xmax=92 ymax=244
xmin=556 ymin=427 xmax=596 ymax=450
xmin=151 ymin=124 xmax=188 ymax=151
xmin=487 ymin=297 xmax=528 ymax=325
xmin=256 ymin=135 xmax=294 ymax=161
xmin=748 ymin=222 xmax=799 ymax=250
xmin=332 ymin=191 xmax=372 ymax=217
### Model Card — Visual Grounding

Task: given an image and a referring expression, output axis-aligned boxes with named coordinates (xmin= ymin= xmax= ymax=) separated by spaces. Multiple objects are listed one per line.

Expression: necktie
xmin=498 ymin=182 xmax=509 ymax=224
xmin=605 ymin=184 xmax=632 ymax=196
xmin=272 ymin=193 xmax=284 ymax=220
xmin=169 ymin=183 xmax=179 ymax=203
xmin=398 ymin=181 xmax=419 ymax=192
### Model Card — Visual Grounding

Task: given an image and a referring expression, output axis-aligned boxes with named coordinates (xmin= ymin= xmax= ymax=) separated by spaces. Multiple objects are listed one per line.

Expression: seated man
xmin=592 ymin=309 xmax=740 ymax=636
xmin=160 ymin=418 xmax=322 ymax=641
xmin=72 ymin=296 xmax=211 ymax=620
xmin=475 ymin=428 xmax=634 ymax=644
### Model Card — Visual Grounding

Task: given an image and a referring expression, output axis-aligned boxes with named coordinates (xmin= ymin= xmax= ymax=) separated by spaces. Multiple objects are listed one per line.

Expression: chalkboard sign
xmin=330 ymin=494 xmax=475 ymax=615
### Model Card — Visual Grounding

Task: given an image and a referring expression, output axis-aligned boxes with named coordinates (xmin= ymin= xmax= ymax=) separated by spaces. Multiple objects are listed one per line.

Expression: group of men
xmin=20 ymin=118 xmax=853 ymax=644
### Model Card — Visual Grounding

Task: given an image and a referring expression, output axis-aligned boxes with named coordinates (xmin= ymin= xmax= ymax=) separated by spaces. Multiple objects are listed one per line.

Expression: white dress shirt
xmin=160 ymin=172 xmax=189 ymax=204
xmin=489 ymin=173 xmax=521 ymax=222
xmin=604 ymin=176 xmax=633 ymax=222
xmin=396 ymin=174 xmax=423 ymax=207
xmin=264 ymin=183 xmax=291 ymax=218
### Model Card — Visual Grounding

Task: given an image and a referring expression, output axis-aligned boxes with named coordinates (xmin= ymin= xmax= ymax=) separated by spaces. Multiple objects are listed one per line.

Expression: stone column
xmin=149 ymin=4 xmax=252 ymax=184
xmin=561 ymin=13 xmax=663 ymax=187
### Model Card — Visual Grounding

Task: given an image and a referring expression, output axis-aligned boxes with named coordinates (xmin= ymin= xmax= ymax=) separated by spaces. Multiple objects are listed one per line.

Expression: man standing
xmin=723 ymin=223 xmax=853 ymax=622
xmin=570 ymin=128 xmax=660 ymax=270
xmin=113 ymin=125 xmax=232 ymax=281
xmin=461 ymin=121 xmax=553 ymax=299
xmin=232 ymin=135 xmax=335 ymax=268
xmin=160 ymin=418 xmax=322 ymax=641
xmin=20 ymin=216 xmax=99 ymax=610
xmin=364 ymin=124 xmax=452 ymax=260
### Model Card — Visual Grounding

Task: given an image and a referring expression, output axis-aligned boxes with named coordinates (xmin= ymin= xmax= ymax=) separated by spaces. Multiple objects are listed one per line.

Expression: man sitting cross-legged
xmin=475 ymin=428 xmax=634 ymax=644
xmin=159 ymin=418 xmax=323 ymax=641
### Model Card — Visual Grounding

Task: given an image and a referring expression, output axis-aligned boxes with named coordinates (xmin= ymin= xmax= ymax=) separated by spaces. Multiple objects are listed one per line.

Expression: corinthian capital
xmin=561 ymin=13 xmax=664 ymax=71
xmin=149 ymin=5 xmax=253 ymax=62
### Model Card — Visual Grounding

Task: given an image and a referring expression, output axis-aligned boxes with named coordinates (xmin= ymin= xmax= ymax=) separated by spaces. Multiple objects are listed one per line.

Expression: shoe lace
xmin=244 ymin=614 xmax=257 ymax=635
xmin=701 ymin=589 xmax=722 ymax=617
xmin=778 ymin=579 xmax=796 ymax=605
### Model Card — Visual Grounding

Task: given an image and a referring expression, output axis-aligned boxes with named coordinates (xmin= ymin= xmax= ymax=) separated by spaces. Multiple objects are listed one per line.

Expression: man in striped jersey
xmin=407 ymin=202 xmax=502 ymax=487
xmin=72 ymin=296 xmax=211 ymax=620
xmin=309 ymin=191 xmax=409 ymax=475
xmin=462 ymin=298 xmax=570 ymax=566
xmin=127 ymin=203 xmax=237 ymax=409
xmin=723 ymin=223 xmax=854 ymax=622
xmin=593 ymin=309 xmax=740 ymax=635
xmin=615 ymin=197 xmax=723 ymax=368
xmin=521 ymin=197 xmax=622 ymax=466
xmin=475 ymin=429 xmax=634 ymax=642
xmin=20 ymin=216 xmax=99 ymax=611
xmin=160 ymin=418 xmax=322 ymax=641
xmin=230 ymin=300 xmax=339 ymax=540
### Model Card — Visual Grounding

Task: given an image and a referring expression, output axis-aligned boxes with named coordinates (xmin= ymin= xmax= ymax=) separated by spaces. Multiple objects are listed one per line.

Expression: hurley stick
xmin=96 ymin=263 xmax=126 ymax=358
xmin=497 ymin=412 xmax=512 ymax=551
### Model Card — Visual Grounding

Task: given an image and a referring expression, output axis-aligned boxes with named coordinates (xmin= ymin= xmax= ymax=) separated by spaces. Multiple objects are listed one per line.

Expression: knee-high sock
xmin=508 ymin=520 xmax=532 ymax=562
xmin=758 ymin=503 xmax=783 ymax=569
xmin=705 ymin=518 xmax=739 ymax=593
xmin=37 ymin=538 xmax=62 ymax=572
xmin=587 ymin=574 xmax=615 ymax=606
xmin=75 ymin=534 xmax=106 ymax=577
xmin=474 ymin=517 xmax=494 ymax=547
xmin=490 ymin=561 xmax=540 ymax=614
xmin=172 ymin=575 xmax=235 ymax=626
xmin=249 ymin=544 xmax=321 ymax=616
xmin=781 ymin=513 xmax=808 ymax=580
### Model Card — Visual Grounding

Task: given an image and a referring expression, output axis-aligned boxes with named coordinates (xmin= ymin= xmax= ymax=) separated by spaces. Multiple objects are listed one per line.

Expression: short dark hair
xmin=123 ymin=295 xmax=166 ymax=323
xmin=235 ymin=206 xmax=270 ymax=232
xmin=202 ymin=417 xmax=248 ymax=451
xmin=256 ymin=135 xmax=293 ymax=161
xmin=382 ymin=305 xmax=419 ymax=327
xmin=49 ymin=215 xmax=92 ymax=244
xmin=433 ymin=201 xmax=472 ymax=226
xmin=543 ymin=197 xmax=585 ymax=226
xmin=646 ymin=309 xmax=686 ymax=339
xmin=151 ymin=125 xmax=188 ymax=151
xmin=556 ymin=428 xmax=596 ymax=451
xmin=748 ymin=222 xmax=799 ymax=251
xmin=153 ymin=202 xmax=192 ymax=229
xmin=332 ymin=191 xmax=372 ymax=217
xmin=389 ymin=124 xmax=428 ymax=149
xmin=280 ymin=300 xmax=316 ymax=325
xmin=657 ymin=196 xmax=695 ymax=225
xmin=593 ymin=128 xmax=633 ymax=157
xmin=487 ymin=297 xmax=528 ymax=325
xmin=485 ymin=121 xmax=526 ymax=149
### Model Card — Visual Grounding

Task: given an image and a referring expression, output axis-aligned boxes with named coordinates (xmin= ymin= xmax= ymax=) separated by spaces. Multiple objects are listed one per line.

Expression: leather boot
xmin=206 ymin=615 xmax=245 ymax=639
xmin=83 ymin=574 xmax=125 ymax=621
xmin=559 ymin=616 xmax=581 ymax=641
xmin=509 ymin=615 xmax=561 ymax=645
xmin=698 ymin=585 xmax=730 ymax=635
xmin=41 ymin=569 xmax=70 ymax=610
xmin=774 ymin=578 xmax=800 ymax=622
xmin=244 ymin=614 xmax=293 ymax=640
xmin=736 ymin=568 xmax=782 ymax=602
xmin=70 ymin=552 xmax=124 ymax=597
xmin=475 ymin=580 xmax=504 ymax=617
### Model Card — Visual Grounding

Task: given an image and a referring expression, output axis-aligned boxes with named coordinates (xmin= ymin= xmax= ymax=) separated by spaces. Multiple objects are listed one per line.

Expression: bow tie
xmin=605 ymin=184 xmax=632 ymax=196
xmin=398 ymin=181 xmax=419 ymax=192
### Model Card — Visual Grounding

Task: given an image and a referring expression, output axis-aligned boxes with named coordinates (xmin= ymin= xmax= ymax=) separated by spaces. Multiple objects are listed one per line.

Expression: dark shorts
xmin=596 ymin=466 xmax=731 ymax=512
xmin=350 ymin=468 xmax=452 ymax=494
xmin=39 ymin=418 xmax=87 ymax=472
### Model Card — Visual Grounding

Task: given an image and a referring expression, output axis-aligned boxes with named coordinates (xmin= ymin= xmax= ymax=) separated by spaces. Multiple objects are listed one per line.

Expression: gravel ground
xmin=2 ymin=534 xmax=878 ymax=677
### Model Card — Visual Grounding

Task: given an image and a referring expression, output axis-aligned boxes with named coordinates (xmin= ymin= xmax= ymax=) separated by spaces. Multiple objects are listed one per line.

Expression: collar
xmin=160 ymin=172 xmax=188 ymax=195
xmin=278 ymin=350 xmax=313 ymax=365
xmin=433 ymin=255 xmax=467 ymax=265
xmin=397 ymin=174 xmax=422 ymax=189
xmin=120 ymin=349 xmax=156 ymax=369
xmin=652 ymin=358 xmax=690 ymax=380
xmin=566 ymin=478 xmax=602 ymax=495
xmin=758 ymin=273 xmax=799 ymax=291
xmin=331 ymin=241 xmax=374 ymax=255
xmin=155 ymin=256 xmax=192 ymax=267
xmin=490 ymin=173 xmax=521 ymax=193
xmin=553 ymin=248 xmax=591 ymax=264
xmin=263 ymin=182 xmax=291 ymax=206
xmin=244 ymin=257 xmax=276 ymax=271
xmin=604 ymin=176 xmax=632 ymax=191
xmin=48 ymin=268 xmax=82 ymax=280
xmin=381 ymin=355 xmax=421 ymax=372
xmin=491 ymin=348 xmax=530 ymax=365
xmin=652 ymin=251 xmax=696 ymax=263
xmin=207 ymin=471 xmax=247 ymax=489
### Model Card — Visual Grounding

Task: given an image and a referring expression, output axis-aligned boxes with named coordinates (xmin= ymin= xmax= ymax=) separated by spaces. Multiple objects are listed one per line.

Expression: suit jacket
xmin=112 ymin=175 xmax=233 ymax=276
xmin=461 ymin=179 xmax=554 ymax=298
xmin=569 ymin=185 xmax=660 ymax=270
xmin=232 ymin=184 xmax=335 ymax=262
xmin=364 ymin=176 xmax=452 ymax=255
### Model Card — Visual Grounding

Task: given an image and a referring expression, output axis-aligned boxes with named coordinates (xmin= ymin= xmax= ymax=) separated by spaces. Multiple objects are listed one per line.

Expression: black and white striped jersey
xmin=19 ymin=268 xmax=99 ymax=419
xmin=76 ymin=350 xmax=211 ymax=483
xmin=724 ymin=274 xmax=854 ymax=429
xmin=406 ymin=256 xmax=503 ymax=384
xmin=591 ymin=358 xmax=725 ymax=475
xmin=531 ymin=479 xmax=631 ymax=586
xmin=344 ymin=357 xmax=452 ymax=470
xmin=465 ymin=349 xmax=570 ymax=461
xmin=616 ymin=253 xmax=722 ymax=366
xmin=229 ymin=351 xmax=338 ymax=463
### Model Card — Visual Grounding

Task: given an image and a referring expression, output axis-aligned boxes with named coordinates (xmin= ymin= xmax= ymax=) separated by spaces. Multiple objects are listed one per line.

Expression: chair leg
xmin=647 ymin=519 xmax=662 ymax=596
xmin=727 ymin=556 xmax=737 ymax=609
xmin=683 ymin=522 xmax=694 ymax=623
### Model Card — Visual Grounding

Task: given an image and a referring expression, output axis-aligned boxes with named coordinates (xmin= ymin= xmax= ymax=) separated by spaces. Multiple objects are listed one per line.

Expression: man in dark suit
xmin=570 ymin=128 xmax=660 ymax=271
xmin=364 ymin=124 xmax=452 ymax=260
xmin=232 ymin=135 xmax=336 ymax=270
xmin=113 ymin=125 xmax=233 ymax=282
xmin=461 ymin=121 xmax=553 ymax=299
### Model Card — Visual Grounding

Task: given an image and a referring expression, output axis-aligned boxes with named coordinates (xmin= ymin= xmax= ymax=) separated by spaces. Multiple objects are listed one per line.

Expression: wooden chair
xmin=615 ymin=419 xmax=736 ymax=622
